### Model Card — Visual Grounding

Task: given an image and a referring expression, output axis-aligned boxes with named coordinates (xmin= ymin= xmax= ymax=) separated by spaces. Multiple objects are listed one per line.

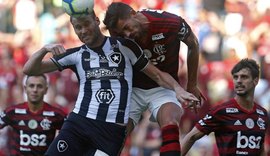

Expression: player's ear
xmin=95 ymin=16 xmax=100 ymax=25
xmin=130 ymin=9 xmax=136 ymax=16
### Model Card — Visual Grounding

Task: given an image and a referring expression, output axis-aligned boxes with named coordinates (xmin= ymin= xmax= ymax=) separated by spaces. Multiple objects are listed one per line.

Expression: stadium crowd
xmin=0 ymin=0 xmax=270 ymax=155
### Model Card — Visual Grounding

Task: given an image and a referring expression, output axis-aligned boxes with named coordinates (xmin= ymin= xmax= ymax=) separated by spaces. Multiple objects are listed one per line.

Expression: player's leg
xmin=128 ymin=87 xmax=149 ymax=134
xmin=148 ymin=87 xmax=183 ymax=156
xmin=157 ymin=102 xmax=183 ymax=156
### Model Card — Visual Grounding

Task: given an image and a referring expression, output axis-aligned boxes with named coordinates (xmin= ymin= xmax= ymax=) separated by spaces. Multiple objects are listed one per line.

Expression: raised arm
xmin=142 ymin=62 xmax=199 ymax=104
xmin=181 ymin=126 xmax=205 ymax=156
xmin=23 ymin=44 xmax=66 ymax=75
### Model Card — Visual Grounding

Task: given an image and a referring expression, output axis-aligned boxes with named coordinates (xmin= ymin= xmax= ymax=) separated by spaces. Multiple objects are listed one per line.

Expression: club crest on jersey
xmin=226 ymin=108 xmax=239 ymax=113
xmin=28 ymin=119 xmax=38 ymax=129
xmin=257 ymin=117 xmax=265 ymax=130
xmin=95 ymin=89 xmax=115 ymax=104
xmin=57 ymin=140 xmax=68 ymax=152
xmin=108 ymin=52 xmax=122 ymax=64
xmin=40 ymin=118 xmax=52 ymax=130
xmin=152 ymin=33 xmax=165 ymax=41
xmin=153 ymin=44 xmax=166 ymax=55
xmin=245 ymin=118 xmax=254 ymax=129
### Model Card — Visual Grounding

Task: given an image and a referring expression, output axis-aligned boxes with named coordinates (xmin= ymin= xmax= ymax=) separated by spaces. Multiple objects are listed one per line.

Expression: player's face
xmin=71 ymin=14 xmax=101 ymax=47
xmin=114 ymin=17 xmax=143 ymax=40
xmin=25 ymin=76 xmax=48 ymax=105
xmin=232 ymin=68 xmax=258 ymax=96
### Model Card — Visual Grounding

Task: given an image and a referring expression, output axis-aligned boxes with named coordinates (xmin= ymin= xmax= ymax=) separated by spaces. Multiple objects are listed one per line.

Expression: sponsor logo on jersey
xmin=95 ymin=89 xmax=115 ymax=104
xmin=234 ymin=120 xmax=242 ymax=126
xmin=245 ymin=118 xmax=254 ymax=129
xmin=110 ymin=43 xmax=120 ymax=50
xmin=236 ymin=131 xmax=261 ymax=149
xmin=57 ymin=140 xmax=68 ymax=152
xmin=28 ymin=119 xmax=38 ymax=129
xmin=226 ymin=108 xmax=239 ymax=113
xmin=20 ymin=130 xmax=47 ymax=147
xmin=43 ymin=111 xmax=55 ymax=116
xmin=152 ymin=33 xmax=165 ymax=41
xmin=84 ymin=58 xmax=96 ymax=62
xmin=40 ymin=118 xmax=52 ymax=130
xmin=15 ymin=108 xmax=27 ymax=114
xmin=257 ymin=117 xmax=265 ymax=130
xmin=108 ymin=52 xmax=122 ymax=64
xmin=86 ymin=68 xmax=123 ymax=79
xmin=99 ymin=55 xmax=109 ymax=63
xmin=18 ymin=120 xmax=26 ymax=126
xmin=256 ymin=109 xmax=264 ymax=115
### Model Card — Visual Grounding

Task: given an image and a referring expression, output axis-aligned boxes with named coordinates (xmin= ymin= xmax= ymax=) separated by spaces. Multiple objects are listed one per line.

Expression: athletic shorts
xmin=129 ymin=87 xmax=182 ymax=125
xmin=45 ymin=112 xmax=126 ymax=156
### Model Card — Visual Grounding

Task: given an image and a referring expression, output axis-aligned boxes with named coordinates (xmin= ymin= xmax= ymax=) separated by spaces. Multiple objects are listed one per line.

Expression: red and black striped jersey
xmin=133 ymin=9 xmax=191 ymax=89
xmin=195 ymin=98 xmax=269 ymax=156
xmin=0 ymin=102 xmax=66 ymax=156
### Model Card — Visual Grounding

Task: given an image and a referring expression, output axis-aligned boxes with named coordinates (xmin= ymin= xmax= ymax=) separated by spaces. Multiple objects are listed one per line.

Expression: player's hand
xmin=43 ymin=44 xmax=66 ymax=56
xmin=186 ymin=85 xmax=207 ymax=110
xmin=175 ymin=89 xmax=200 ymax=113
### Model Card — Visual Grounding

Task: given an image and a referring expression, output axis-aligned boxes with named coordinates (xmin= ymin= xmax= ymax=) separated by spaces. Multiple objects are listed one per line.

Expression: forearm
xmin=23 ymin=47 xmax=49 ymax=75
xmin=155 ymin=71 xmax=184 ymax=92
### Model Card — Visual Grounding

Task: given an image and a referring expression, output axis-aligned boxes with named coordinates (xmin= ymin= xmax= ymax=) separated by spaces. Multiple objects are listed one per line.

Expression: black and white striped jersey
xmin=51 ymin=37 xmax=149 ymax=124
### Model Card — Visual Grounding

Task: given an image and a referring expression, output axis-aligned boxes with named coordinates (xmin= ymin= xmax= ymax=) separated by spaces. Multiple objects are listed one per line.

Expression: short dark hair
xmin=70 ymin=11 xmax=97 ymax=23
xmin=231 ymin=58 xmax=260 ymax=79
xmin=103 ymin=2 xmax=133 ymax=30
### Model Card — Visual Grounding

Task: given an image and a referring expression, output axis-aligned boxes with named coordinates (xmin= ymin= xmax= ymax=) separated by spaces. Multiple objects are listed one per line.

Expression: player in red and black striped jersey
xmin=181 ymin=58 xmax=269 ymax=156
xmin=104 ymin=2 xmax=204 ymax=155
xmin=0 ymin=75 xmax=66 ymax=156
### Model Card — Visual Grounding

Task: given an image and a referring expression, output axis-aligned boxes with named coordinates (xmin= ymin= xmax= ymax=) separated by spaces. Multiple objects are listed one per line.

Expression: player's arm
xmin=182 ymin=28 xmax=206 ymax=108
xmin=181 ymin=126 xmax=205 ymax=156
xmin=23 ymin=44 xmax=66 ymax=75
xmin=142 ymin=62 xmax=199 ymax=103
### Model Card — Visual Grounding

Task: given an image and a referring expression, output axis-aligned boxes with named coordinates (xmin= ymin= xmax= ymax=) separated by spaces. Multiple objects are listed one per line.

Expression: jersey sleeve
xmin=50 ymin=47 xmax=81 ymax=71
xmin=177 ymin=17 xmax=192 ymax=41
xmin=118 ymin=38 xmax=149 ymax=71
xmin=0 ymin=109 xmax=12 ymax=129
xmin=195 ymin=107 xmax=222 ymax=135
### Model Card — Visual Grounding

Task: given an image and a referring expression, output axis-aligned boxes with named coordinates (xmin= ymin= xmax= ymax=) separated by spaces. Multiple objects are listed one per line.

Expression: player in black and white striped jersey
xmin=23 ymin=11 xmax=199 ymax=156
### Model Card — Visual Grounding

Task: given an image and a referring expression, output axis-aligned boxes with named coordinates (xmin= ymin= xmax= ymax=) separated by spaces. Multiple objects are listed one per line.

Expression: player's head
xmin=231 ymin=58 xmax=260 ymax=96
xmin=103 ymin=2 xmax=141 ymax=39
xmin=24 ymin=74 xmax=48 ymax=105
xmin=70 ymin=11 xmax=102 ymax=46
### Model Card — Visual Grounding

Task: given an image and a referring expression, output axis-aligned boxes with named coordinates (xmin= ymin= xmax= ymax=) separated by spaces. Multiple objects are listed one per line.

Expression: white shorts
xmin=129 ymin=87 xmax=182 ymax=125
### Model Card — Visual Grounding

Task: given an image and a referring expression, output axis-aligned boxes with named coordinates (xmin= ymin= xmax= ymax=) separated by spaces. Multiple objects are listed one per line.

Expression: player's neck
xmin=234 ymin=96 xmax=254 ymax=110
xmin=28 ymin=102 xmax=44 ymax=113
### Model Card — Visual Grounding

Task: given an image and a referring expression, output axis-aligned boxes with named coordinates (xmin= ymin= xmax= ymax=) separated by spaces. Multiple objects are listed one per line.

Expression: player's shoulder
xmin=110 ymin=36 xmax=141 ymax=51
xmin=66 ymin=45 xmax=84 ymax=53
xmin=4 ymin=102 xmax=27 ymax=113
xmin=209 ymin=99 xmax=237 ymax=114
xmin=43 ymin=103 xmax=67 ymax=116
xmin=255 ymin=102 xmax=268 ymax=116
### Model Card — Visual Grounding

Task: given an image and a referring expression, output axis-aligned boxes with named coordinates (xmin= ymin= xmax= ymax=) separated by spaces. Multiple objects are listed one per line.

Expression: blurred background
xmin=0 ymin=0 xmax=270 ymax=155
